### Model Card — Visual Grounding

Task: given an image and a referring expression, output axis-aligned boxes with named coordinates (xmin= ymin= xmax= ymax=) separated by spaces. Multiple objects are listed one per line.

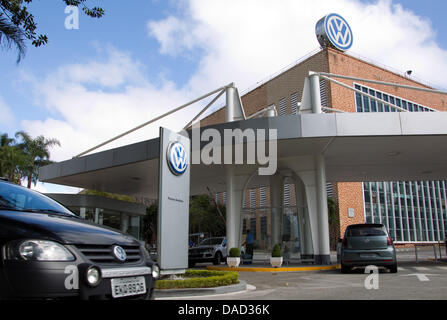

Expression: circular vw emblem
xmin=316 ymin=13 xmax=353 ymax=52
xmin=113 ymin=245 xmax=127 ymax=262
xmin=167 ymin=141 xmax=188 ymax=176
xmin=324 ymin=13 xmax=353 ymax=51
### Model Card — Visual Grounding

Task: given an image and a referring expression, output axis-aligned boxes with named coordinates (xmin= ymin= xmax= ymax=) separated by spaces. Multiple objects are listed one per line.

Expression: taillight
xmin=387 ymin=236 xmax=393 ymax=246
xmin=342 ymin=238 xmax=347 ymax=248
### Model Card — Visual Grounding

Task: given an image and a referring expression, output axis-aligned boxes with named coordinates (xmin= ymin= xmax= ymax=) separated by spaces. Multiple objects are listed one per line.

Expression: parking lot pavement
xmin=172 ymin=261 xmax=447 ymax=300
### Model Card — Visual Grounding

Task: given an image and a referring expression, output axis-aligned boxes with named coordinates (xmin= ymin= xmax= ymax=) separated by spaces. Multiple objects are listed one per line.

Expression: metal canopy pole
xmin=317 ymin=72 xmax=447 ymax=96
xmin=183 ymin=88 xmax=226 ymax=130
xmin=75 ymin=85 xmax=230 ymax=158
xmin=318 ymin=74 xmax=410 ymax=113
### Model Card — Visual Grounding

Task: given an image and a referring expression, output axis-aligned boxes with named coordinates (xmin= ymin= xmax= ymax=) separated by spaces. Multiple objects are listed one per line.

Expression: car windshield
xmin=0 ymin=182 xmax=75 ymax=216
xmin=199 ymin=238 xmax=224 ymax=246
xmin=347 ymin=226 xmax=387 ymax=237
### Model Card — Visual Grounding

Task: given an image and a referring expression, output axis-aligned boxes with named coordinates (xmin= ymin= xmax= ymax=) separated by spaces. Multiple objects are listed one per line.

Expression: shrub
xmin=271 ymin=244 xmax=282 ymax=257
xmin=229 ymin=247 xmax=241 ymax=257
xmin=155 ymin=270 xmax=239 ymax=289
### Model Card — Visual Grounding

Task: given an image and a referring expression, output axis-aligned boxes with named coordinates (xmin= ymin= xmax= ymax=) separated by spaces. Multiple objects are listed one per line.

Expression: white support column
xmin=94 ymin=208 xmax=100 ymax=224
xmin=294 ymin=178 xmax=314 ymax=259
xmin=309 ymin=73 xmax=322 ymax=114
xmin=79 ymin=207 xmax=86 ymax=219
xmin=225 ymin=166 xmax=245 ymax=252
xmin=225 ymin=83 xmax=246 ymax=122
xmin=315 ymin=154 xmax=331 ymax=265
xmin=121 ymin=213 xmax=129 ymax=234
xmin=283 ymin=155 xmax=323 ymax=264
xmin=269 ymin=174 xmax=283 ymax=247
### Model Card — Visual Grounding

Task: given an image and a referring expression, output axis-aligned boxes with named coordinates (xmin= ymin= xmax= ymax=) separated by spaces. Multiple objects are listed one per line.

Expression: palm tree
xmin=0 ymin=144 xmax=26 ymax=182
xmin=15 ymin=131 xmax=60 ymax=188
xmin=0 ymin=14 xmax=26 ymax=63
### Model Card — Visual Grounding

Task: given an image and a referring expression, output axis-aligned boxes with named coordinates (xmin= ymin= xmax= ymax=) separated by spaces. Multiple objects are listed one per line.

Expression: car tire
xmin=388 ymin=264 xmax=398 ymax=273
xmin=213 ymin=252 xmax=222 ymax=265
xmin=341 ymin=264 xmax=350 ymax=274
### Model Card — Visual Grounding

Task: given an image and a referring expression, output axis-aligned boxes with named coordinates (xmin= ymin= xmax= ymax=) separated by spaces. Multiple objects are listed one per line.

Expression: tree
xmin=189 ymin=194 xmax=226 ymax=237
xmin=0 ymin=133 xmax=25 ymax=183
xmin=142 ymin=204 xmax=158 ymax=246
xmin=327 ymin=197 xmax=340 ymax=250
xmin=0 ymin=0 xmax=105 ymax=62
xmin=14 ymin=131 xmax=60 ymax=188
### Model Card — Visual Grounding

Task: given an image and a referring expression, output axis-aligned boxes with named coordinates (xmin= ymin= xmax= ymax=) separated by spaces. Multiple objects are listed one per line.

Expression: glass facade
xmin=356 ymin=84 xmax=447 ymax=242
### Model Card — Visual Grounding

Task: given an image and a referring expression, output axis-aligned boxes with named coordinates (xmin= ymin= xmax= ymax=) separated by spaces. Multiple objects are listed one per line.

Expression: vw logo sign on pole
xmin=158 ymin=127 xmax=191 ymax=274
xmin=316 ymin=13 xmax=353 ymax=52
xmin=167 ymin=142 xmax=188 ymax=176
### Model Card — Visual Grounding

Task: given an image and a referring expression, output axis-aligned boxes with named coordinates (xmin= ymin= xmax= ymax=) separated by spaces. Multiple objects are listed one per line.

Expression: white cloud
xmin=21 ymin=47 xmax=207 ymax=161
xmin=0 ymin=96 xmax=15 ymax=128
xmin=20 ymin=0 xmax=447 ymax=167
xmin=148 ymin=0 xmax=447 ymax=90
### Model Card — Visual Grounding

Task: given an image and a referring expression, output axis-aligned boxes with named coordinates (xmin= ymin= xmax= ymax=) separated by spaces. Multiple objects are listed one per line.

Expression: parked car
xmin=0 ymin=180 xmax=159 ymax=300
xmin=340 ymin=223 xmax=397 ymax=274
xmin=188 ymin=237 xmax=227 ymax=267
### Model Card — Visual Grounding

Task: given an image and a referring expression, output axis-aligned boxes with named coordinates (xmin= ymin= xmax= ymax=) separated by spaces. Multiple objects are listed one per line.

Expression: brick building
xmin=206 ymin=47 xmax=447 ymax=250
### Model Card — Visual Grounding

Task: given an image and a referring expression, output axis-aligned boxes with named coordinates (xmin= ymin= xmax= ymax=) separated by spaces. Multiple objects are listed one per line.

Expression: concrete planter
xmin=227 ymin=257 xmax=241 ymax=268
xmin=270 ymin=257 xmax=283 ymax=268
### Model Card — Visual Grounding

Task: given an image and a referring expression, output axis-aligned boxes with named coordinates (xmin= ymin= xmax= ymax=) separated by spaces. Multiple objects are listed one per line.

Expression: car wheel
xmin=388 ymin=264 xmax=398 ymax=273
xmin=341 ymin=264 xmax=350 ymax=274
xmin=213 ymin=252 xmax=222 ymax=265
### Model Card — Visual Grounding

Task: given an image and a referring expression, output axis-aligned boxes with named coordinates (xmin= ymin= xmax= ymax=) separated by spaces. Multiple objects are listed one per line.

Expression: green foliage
xmin=14 ymin=131 xmax=60 ymax=188
xmin=189 ymin=194 xmax=226 ymax=237
xmin=155 ymin=270 xmax=239 ymax=290
xmin=142 ymin=204 xmax=157 ymax=244
xmin=229 ymin=247 xmax=240 ymax=257
xmin=82 ymin=189 xmax=136 ymax=203
xmin=271 ymin=243 xmax=282 ymax=257
xmin=0 ymin=131 xmax=59 ymax=186
xmin=0 ymin=0 xmax=105 ymax=62
xmin=327 ymin=197 xmax=340 ymax=250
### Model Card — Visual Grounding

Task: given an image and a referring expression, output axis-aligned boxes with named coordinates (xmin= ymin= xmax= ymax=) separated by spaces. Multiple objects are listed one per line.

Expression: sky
xmin=1 ymin=0 xmax=447 ymax=194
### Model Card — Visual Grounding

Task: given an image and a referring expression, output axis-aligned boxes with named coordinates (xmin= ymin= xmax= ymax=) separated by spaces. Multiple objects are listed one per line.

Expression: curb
xmin=154 ymin=280 xmax=247 ymax=298
xmin=206 ymin=264 xmax=341 ymax=272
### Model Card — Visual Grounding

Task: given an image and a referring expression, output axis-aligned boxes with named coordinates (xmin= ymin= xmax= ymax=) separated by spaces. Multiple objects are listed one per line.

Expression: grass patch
xmin=155 ymin=270 xmax=239 ymax=289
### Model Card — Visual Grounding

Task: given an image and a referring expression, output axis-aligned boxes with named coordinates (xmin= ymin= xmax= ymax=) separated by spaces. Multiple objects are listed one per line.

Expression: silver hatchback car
xmin=340 ymin=224 xmax=397 ymax=273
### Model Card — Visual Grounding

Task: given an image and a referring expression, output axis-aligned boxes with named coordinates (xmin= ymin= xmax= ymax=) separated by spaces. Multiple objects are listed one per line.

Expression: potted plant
xmin=270 ymin=244 xmax=283 ymax=268
xmin=227 ymin=248 xmax=241 ymax=267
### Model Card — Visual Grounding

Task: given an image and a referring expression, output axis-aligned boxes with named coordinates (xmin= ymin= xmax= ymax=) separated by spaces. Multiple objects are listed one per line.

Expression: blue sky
xmin=1 ymin=0 xmax=447 ymax=193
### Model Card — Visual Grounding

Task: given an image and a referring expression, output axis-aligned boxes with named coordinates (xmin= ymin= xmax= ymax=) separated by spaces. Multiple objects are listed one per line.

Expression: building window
xmin=261 ymin=216 xmax=268 ymax=240
xmin=250 ymin=218 xmax=257 ymax=240
xmin=291 ymin=92 xmax=299 ymax=114
xmin=279 ymin=98 xmax=287 ymax=116
xmin=250 ymin=188 xmax=256 ymax=208
xmin=260 ymin=186 xmax=267 ymax=208
xmin=356 ymin=84 xmax=445 ymax=242
xmin=284 ymin=183 xmax=291 ymax=206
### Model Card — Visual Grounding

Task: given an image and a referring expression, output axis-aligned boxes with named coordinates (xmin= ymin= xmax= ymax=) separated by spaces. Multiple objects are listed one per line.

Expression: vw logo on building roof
xmin=316 ymin=13 xmax=353 ymax=52
xmin=167 ymin=141 xmax=188 ymax=176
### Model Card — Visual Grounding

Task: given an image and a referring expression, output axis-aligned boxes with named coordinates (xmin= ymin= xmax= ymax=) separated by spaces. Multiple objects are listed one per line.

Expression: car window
xmin=347 ymin=226 xmax=387 ymax=237
xmin=199 ymin=238 xmax=224 ymax=246
xmin=0 ymin=182 xmax=75 ymax=216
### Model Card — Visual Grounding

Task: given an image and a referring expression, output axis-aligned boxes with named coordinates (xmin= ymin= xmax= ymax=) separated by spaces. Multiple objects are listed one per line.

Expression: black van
xmin=0 ymin=180 xmax=158 ymax=300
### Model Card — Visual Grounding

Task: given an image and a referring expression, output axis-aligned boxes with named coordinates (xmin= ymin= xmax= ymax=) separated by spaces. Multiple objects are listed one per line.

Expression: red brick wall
xmin=326 ymin=48 xmax=447 ymax=238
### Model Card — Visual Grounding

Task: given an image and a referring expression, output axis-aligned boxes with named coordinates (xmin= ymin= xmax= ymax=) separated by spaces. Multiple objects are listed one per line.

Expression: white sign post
xmin=157 ymin=127 xmax=190 ymax=275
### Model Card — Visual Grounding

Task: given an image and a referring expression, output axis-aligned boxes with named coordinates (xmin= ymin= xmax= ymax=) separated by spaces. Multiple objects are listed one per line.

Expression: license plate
xmin=360 ymin=254 xmax=376 ymax=259
xmin=111 ymin=276 xmax=146 ymax=298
